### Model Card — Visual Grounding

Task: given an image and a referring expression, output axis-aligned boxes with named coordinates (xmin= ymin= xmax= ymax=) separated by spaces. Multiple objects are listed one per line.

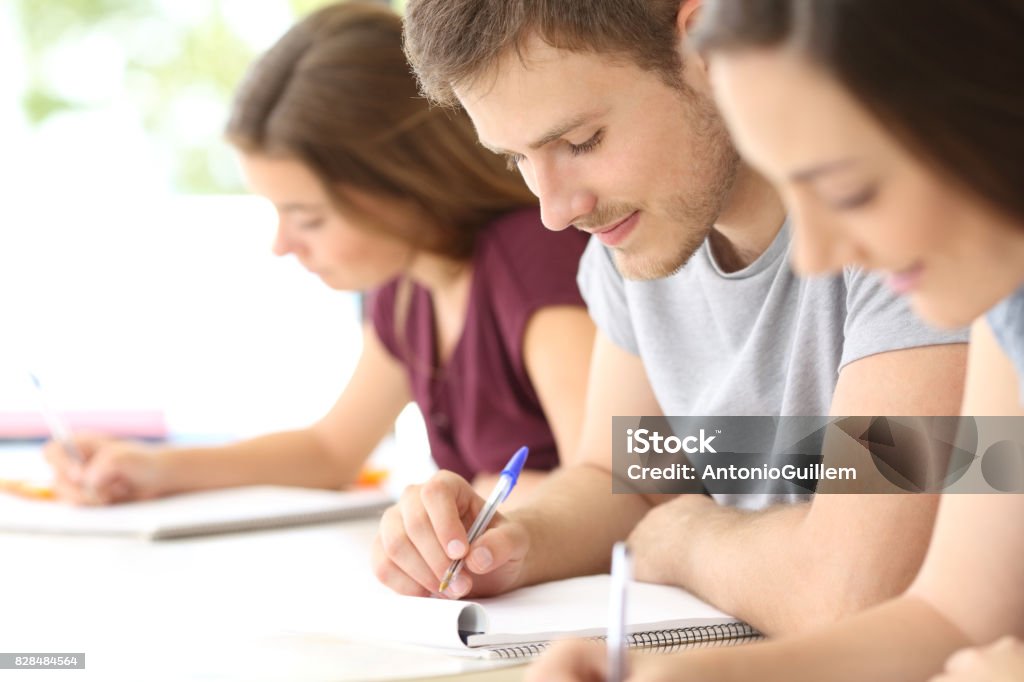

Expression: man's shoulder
xmin=835 ymin=263 xmax=914 ymax=315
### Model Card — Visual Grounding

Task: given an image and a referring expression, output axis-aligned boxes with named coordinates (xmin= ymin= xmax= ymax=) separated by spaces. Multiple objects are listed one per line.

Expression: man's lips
xmin=580 ymin=211 xmax=637 ymax=235
xmin=584 ymin=211 xmax=640 ymax=247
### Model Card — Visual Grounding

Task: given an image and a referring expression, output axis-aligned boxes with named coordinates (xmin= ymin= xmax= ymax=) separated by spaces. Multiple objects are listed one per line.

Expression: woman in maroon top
xmin=43 ymin=3 xmax=594 ymax=506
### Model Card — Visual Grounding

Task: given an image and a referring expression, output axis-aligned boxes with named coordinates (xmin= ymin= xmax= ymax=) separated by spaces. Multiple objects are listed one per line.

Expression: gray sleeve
xmin=986 ymin=285 xmax=1024 ymax=399
xmin=576 ymin=237 xmax=640 ymax=354
xmin=840 ymin=266 xmax=969 ymax=369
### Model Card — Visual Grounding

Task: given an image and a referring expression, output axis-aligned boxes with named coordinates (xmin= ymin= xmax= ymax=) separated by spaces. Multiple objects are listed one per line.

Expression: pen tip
xmin=438 ymin=579 xmax=449 ymax=593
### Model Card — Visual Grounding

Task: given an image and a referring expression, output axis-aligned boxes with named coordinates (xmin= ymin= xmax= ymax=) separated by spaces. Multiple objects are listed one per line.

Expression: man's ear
xmin=675 ymin=0 xmax=703 ymax=39
xmin=676 ymin=0 xmax=709 ymax=76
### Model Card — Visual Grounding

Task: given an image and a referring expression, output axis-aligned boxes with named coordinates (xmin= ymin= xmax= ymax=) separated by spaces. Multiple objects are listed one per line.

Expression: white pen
xmin=608 ymin=541 xmax=632 ymax=682
xmin=29 ymin=372 xmax=86 ymax=465
xmin=438 ymin=446 xmax=529 ymax=594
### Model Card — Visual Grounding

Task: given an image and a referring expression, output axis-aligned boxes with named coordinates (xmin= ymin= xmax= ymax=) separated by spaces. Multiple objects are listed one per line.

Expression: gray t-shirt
xmin=986 ymin=284 xmax=1024 ymax=405
xmin=579 ymin=222 xmax=968 ymax=508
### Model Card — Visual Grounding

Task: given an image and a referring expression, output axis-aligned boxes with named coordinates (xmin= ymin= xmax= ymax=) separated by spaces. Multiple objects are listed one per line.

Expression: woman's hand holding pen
xmin=371 ymin=469 xmax=531 ymax=599
xmin=43 ymin=436 xmax=165 ymax=505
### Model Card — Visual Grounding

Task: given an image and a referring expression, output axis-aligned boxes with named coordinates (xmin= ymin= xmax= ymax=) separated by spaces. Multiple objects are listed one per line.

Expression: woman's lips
xmin=886 ymin=262 xmax=925 ymax=294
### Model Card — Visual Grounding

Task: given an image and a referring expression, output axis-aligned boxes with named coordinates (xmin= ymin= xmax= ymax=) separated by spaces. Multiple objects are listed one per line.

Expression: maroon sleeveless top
xmin=369 ymin=208 xmax=589 ymax=478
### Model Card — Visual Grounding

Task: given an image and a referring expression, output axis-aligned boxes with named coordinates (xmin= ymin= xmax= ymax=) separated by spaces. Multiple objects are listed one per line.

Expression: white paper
xmin=0 ymin=485 xmax=392 ymax=539
xmin=343 ymin=574 xmax=741 ymax=655
xmin=355 ymin=594 xmax=490 ymax=651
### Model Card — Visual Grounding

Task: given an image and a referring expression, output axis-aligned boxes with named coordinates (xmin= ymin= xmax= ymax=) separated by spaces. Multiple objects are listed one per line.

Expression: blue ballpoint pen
xmin=437 ymin=446 xmax=529 ymax=594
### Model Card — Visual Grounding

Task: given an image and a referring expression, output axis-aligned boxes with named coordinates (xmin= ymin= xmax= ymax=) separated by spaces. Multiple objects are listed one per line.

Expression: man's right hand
xmin=371 ymin=470 xmax=531 ymax=599
xmin=43 ymin=436 xmax=167 ymax=505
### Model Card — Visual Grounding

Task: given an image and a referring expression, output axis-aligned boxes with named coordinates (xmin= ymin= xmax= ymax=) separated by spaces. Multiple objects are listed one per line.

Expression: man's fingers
xmin=466 ymin=521 xmax=529 ymax=575
xmin=420 ymin=471 xmax=484 ymax=560
xmin=400 ymin=485 xmax=459 ymax=582
xmin=370 ymin=535 xmax=431 ymax=597
xmin=375 ymin=503 xmax=450 ymax=594
xmin=371 ymin=471 xmax=512 ymax=599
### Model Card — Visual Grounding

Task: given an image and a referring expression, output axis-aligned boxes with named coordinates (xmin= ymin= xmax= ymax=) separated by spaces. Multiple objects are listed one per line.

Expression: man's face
xmin=456 ymin=35 xmax=739 ymax=280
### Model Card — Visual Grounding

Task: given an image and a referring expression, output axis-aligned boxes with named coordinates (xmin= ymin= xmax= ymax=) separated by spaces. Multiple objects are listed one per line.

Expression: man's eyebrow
xmin=789 ymin=158 xmax=859 ymax=183
xmin=480 ymin=109 xmax=609 ymax=156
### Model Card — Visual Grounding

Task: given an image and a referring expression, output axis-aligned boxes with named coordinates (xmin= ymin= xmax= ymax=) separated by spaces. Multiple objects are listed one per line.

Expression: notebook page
xmin=0 ymin=485 xmax=391 ymax=539
xmin=340 ymin=575 xmax=740 ymax=655
xmin=468 ymin=574 xmax=738 ymax=647
xmin=353 ymin=594 xmax=490 ymax=651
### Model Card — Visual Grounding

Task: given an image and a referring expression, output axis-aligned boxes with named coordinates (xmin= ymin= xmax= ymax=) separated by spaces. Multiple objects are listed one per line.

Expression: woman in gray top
xmin=529 ymin=0 xmax=1024 ymax=681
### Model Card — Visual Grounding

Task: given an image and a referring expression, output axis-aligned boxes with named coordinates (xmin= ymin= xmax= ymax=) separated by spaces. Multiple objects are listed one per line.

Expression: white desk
xmin=0 ymin=447 xmax=524 ymax=682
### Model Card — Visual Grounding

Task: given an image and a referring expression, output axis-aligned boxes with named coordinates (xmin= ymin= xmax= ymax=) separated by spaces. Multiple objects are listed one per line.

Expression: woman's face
xmin=238 ymin=153 xmax=416 ymax=291
xmin=709 ymin=49 xmax=1024 ymax=328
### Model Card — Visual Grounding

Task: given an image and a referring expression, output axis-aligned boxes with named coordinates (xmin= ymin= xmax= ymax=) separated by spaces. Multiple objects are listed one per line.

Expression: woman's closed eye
xmin=827 ymin=185 xmax=878 ymax=211
xmin=298 ymin=218 xmax=325 ymax=230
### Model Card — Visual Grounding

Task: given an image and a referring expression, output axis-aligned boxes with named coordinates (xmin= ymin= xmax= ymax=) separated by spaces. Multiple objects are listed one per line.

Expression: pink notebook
xmin=0 ymin=410 xmax=167 ymax=440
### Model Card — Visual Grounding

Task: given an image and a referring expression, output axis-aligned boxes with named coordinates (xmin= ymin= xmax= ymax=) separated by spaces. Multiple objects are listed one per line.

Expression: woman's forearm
xmin=156 ymin=428 xmax=364 ymax=494
xmin=672 ymin=596 xmax=969 ymax=682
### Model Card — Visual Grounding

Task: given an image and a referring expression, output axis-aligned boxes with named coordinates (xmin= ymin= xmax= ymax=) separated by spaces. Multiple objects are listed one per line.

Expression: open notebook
xmin=347 ymin=575 xmax=761 ymax=659
xmin=0 ymin=485 xmax=392 ymax=539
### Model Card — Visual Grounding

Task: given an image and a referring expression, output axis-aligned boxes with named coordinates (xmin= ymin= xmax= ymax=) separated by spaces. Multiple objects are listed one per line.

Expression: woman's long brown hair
xmin=695 ymin=0 xmax=1024 ymax=225
xmin=226 ymin=1 xmax=536 ymax=259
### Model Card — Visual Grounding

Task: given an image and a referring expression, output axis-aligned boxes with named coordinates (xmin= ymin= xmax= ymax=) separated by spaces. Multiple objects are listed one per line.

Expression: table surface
xmin=0 ymin=446 xmax=526 ymax=682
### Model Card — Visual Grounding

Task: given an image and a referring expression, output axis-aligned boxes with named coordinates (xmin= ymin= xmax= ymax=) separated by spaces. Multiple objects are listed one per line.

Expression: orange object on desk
xmin=0 ymin=479 xmax=56 ymax=501
xmin=355 ymin=467 xmax=389 ymax=488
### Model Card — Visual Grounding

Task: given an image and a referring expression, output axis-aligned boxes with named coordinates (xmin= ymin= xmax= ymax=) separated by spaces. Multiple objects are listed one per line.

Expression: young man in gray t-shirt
xmin=578 ymin=222 xmax=965 ymax=511
xmin=375 ymin=0 xmax=968 ymax=636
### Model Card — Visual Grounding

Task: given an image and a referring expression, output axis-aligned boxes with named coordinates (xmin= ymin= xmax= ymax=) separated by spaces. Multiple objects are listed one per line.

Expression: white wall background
xmin=0 ymin=1 xmax=435 ymax=490
xmin=2 ymin=195 xmax=355 ymax=434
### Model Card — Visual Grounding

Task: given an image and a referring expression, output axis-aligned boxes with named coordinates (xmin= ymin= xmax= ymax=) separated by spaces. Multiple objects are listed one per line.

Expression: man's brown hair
xmin=403 ymin=0 xmax=686 ymax=106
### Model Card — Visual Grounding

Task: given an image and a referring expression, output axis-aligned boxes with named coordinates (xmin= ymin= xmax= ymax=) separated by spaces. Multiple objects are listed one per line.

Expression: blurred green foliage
xmin=13 ymin=0 xmax=396 ymax=194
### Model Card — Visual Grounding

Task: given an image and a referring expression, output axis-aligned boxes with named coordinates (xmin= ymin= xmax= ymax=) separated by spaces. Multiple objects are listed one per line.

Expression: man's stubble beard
xmin=614 ymin=90 xmax=740 ymax=281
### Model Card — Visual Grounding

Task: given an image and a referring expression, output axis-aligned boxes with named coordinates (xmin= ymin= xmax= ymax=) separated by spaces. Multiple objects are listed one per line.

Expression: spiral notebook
xmin=348 ymin=575 xmax=761 ymax=659
xmin=0 ymin=485 xmax=392 ymax=540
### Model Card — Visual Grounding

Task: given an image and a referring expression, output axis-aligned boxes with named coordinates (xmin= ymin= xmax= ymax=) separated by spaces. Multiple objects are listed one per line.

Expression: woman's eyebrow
xmin=790 ymin=158 xmax=859 ymax=183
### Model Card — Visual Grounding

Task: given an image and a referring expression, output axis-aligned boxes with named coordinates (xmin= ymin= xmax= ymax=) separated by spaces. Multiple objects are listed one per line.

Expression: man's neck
xmin=709 ymin=164 xmax=787 ymax=273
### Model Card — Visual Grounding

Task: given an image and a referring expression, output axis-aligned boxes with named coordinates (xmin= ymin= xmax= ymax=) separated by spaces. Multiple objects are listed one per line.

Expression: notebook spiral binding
xmin=487 ymin=622 xmax=762 ymax=660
